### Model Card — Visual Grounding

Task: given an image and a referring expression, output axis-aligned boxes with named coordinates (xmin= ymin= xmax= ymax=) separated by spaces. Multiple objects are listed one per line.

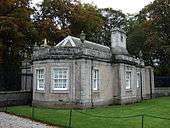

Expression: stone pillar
xmin=144 ymin=66 xmax=154 ymax=98
xmin=79 ymin=59 xmax=92 ymax=107
xmin=21 ymin=61 xmax=33 ymax=91
xmin=112 ymin=63 xmax=124 ymax=104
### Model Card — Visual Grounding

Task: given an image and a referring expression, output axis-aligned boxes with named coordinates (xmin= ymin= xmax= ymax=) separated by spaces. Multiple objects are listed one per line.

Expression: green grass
xmin=4 ymin=97 xmax=170 ymax=128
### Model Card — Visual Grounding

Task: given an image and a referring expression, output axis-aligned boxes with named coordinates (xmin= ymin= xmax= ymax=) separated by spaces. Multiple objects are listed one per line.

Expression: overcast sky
xmin=32 ymin=0 xmax=154 ymax=14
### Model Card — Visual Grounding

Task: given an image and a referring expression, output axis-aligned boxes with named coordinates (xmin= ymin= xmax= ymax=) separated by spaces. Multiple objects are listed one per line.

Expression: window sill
xmin=125 ymin=89 xmax=132 ymax=92
xmin=50 ymin=90 xmax=69 ymax=94
xmin=35 ymin=90 xmax=45 ymax=93
xmin=93 ymin=90 xmax=100 ymax=93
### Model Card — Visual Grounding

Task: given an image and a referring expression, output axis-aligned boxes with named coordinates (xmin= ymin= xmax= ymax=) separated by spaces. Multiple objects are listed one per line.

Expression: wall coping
xmin=0 ymin=90 xmax=31 ymax=94
xmin=155 ymin=87 xmax=170 ymax=89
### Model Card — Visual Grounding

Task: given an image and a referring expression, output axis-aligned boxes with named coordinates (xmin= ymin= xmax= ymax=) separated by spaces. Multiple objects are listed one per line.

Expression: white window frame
xmin=125 ymin=71 xmax=131 ymax=89
xmin=51 ymin=67 xmax=69 ymax=91
xmin=92 ymin=68 xmax=99 ymax=91
xmin=35 ymin=68 xmax=45 ymax=91
xmin=137 ymin=72 xmax=140 ymax=88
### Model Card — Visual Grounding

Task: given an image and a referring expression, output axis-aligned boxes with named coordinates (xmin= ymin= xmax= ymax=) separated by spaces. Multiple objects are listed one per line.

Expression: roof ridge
xmin=70 ymin=36 xmax=110 ymax=49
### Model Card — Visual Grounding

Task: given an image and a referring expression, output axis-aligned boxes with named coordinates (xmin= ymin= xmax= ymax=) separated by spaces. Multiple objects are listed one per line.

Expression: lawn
xmin=2 ymin=97 xmax=170 ymax=128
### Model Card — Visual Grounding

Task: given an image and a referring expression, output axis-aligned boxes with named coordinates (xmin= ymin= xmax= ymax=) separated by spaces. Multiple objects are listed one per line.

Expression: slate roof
xmin=56 ymin=36 xmax=110 ymax=53
xmin=33 ymin=36 xmax=143 ymax=66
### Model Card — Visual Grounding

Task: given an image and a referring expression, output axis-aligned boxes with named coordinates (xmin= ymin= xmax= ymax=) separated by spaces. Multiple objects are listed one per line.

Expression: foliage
xmin=126 ymin=15 xmax=145 ymax=56
xmin=93 ymin=8 xmax=126 ymax=46
xmin=0 ymin=0 xmax=38 ymax=90
xmin=34 ymin=0 xmax=103 ymax=44
xmin=34 ymin=1 xmax=127 ymax=46
xmin=0 ymin=0 xmax=38 ymax=63
xmin=126 ymin=0 xmax=170 ymax=75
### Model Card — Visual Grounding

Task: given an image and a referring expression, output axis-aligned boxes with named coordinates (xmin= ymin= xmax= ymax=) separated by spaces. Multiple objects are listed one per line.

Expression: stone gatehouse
xmin=31 ymin=28 xmax=154 ymax=108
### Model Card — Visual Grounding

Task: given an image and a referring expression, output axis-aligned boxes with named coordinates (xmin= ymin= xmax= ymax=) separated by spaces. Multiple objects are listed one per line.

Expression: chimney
xmin=111 ymin=27 xmax=128 ymax=55
xmin=111 ymin=27 xmax=127 ymax=49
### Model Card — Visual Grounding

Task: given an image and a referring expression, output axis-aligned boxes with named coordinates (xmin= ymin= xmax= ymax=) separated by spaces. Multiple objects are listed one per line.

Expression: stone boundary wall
xmin=154 ymin=87 xmax=170 ymax=97
xmin=0 ymin=91 xmax=31 ymax=107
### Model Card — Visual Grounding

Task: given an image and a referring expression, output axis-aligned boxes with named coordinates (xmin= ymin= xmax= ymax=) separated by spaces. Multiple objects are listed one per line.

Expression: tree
xmin=126 ymin=0 xmax=170 ymax=76
xmin=0 ymin=0 xmax=38 ymax=63
xmin=0 ymin=0 xmax=37 ymax=90
xmin=34 ymin=1 xmax=127 ymax=47
xmin=126 ymin=15 xmax=146 ymax=58
xmin=92 ymin=8 xmax=126 ymax=46
xmin=34 ymin=0 xmax=103 ymax=44
xmin=140 ymin=0 xmax=170 ymax=75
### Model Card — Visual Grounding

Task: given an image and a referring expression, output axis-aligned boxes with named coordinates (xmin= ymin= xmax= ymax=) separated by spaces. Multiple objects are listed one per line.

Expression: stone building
xmin=32 ymin=28 xmax=154 ymax=108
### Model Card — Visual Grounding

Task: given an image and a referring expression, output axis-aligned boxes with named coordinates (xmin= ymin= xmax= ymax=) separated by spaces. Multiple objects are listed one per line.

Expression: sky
xmin=32 ymin=0 xmax=154 ymax=14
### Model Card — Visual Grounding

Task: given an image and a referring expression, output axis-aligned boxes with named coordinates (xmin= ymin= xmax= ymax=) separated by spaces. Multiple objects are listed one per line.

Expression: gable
xmin=56 ymin=36 xmax=76 ymax=47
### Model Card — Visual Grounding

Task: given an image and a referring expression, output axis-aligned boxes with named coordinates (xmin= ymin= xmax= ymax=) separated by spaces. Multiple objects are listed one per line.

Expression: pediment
xmin=56 ymin=36 xmax=76 ymax=47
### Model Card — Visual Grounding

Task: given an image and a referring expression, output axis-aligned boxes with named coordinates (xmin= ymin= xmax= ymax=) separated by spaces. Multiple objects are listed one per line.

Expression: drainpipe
xmin=79 ymin=63 xmax=82 ymax=104
xmin=25 ymin=61 xmax=28 ymax=90
xmin=30 ymin=70 xmax=33 ymax=106
xmin=140 ymin=68 xmax=143 ymax=101
xmin=139 ymin=51 xmax=143 ymax=101
xmin=117 ymin=64 xmax=121 ymax=104
xmin=91 ymin=59 xmax=94 ymax=107
xmin=72 ymin=52 xmax=76 ymax=107
xmin=149 ymin=68 xmax=153 ymax=99
xmin=24 ymin=51 xmax=29 ymax=91
xmin=80 ymin=31 xmax=86 ymax=106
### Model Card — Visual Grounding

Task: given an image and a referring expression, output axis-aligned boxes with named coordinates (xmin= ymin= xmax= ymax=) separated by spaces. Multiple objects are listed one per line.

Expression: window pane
xmin=137 ymin=73 xmax=140 ymax=88
xmin=63 ymin=84 xmax=66 ymax=88
xmin=36 ymin=68 xmax=45 ymax=90
xmin=93 ymin=69 xmax=99 ymax=90
xmin=52 ymin=68 xmax=68 ymax=90
xmin=125 ymin=72 xmax=131 ymax=89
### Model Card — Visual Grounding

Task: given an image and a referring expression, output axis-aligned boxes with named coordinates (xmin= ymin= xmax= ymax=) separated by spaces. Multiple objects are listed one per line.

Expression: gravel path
xmin=0 ymin=112 xmax=58 ymax=128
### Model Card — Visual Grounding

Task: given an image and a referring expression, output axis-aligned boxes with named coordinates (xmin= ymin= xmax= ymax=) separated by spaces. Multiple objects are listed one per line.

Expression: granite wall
xmin=0 ymin=91 xmax=31 ymax=107
xmin=154 ymin=87 xmax=170 ymax=97
xmin=32 ymin=59 xmax=115 ymax=108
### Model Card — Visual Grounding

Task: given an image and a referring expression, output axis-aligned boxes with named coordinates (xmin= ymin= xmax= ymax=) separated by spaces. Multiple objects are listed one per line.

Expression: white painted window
xmin=52 ymin=68 xmax=69 ymax=90
xmin=125 ymin=71 xmax=131 ymax=89
xmin=137 ymin=72 xmax=140 ymax=88
xmin=36 ymin=68 xmax=45 ymax=90
xmin=93 ymin=69 xmax=99 ymax=91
